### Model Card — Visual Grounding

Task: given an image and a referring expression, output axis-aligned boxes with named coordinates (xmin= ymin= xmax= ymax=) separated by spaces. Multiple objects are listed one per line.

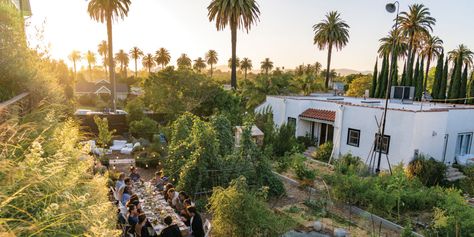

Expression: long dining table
xmin=133 ymin=181 xmax=189 ymax=236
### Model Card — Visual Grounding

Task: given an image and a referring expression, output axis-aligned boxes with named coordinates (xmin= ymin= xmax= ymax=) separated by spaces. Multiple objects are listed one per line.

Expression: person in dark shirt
xmin=129 ymin=166 xmax=142 ymax=182
xmin=127 ymin=204 xmax=139 ymax=235
xmin=160 ymin=216 xmax=182 ymax=237
xmin=188 ymin=207 xmax=204 ymax=237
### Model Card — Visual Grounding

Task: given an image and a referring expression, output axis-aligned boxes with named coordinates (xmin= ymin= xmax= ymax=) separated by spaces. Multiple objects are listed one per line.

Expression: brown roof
xmin=299 ymin=108 xmax=336 ymax=122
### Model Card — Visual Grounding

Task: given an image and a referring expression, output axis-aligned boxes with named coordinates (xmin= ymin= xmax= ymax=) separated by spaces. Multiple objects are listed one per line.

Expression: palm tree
xmin=398 ymin=4 xmax=436 ymax=83
xmin=205 ymin=49 xmax=218 ymax=77
xmin=240 ymin=58 xmax=252 ymax=80
xmin=313 ymin=11 xmax=350 ymax=89
xmin=420 ymin=35 xmax=443 ymax=91
xmin=208 ymin=0 xmax=261 ymax=89
xmin=130 ymin=46 xmax=143 ymax=78
xmin=88 ymin=0 xmax=131 ymax=112
xmin=448 ymin=44 xmax=474 ymax=67
xmin=85 ymin=50 xmax=96 ymax=80
xmin=155 ymin=47 xmax=171 ymax=70
xmin=68 ymin=50 xmax=81 ymax=94
xmin=260 ymin=58 xmax=273 ymax=75
xmin=97 ymin=40 xmax=108 ymax=78
xmin=228 ymin=57 xmax=240 ymax=69
xmin=378 ymin=28 xmax=408 ymax=58
xmin=193 ymin=57 xmax=207 ymax=73
xmin=115 ymin=49 xmax=129 ymax=78
xmin=320 ymin=69 xmax=337 ymax=84
xmin=177 ymin=54 xmax=192 ymax=70
xmin=314 ymin=62 xmax=322 ymax=76
xmin=142 ymin=53 xmax=155 ymax=74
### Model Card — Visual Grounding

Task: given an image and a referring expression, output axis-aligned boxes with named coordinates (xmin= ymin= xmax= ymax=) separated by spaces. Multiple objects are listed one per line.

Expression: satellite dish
xmin=386 ymin=3 xmax=396 ymax=13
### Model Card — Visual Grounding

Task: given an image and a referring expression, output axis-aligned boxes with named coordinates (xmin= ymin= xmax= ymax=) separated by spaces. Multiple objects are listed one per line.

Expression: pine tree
xmin=390 ymin=58 xmax=398 ymax=87
xmin=468 ymin=72 xmax=474 ymax=104
xmin=375 ymin=56 xmax=387 ymax=98
xmin=370 ymin=59 xmax=378 ymax=98
xmin=439 ymin=60 xmax=449 ymax=100
xmin=415 ymin=58 xmax=424 ymax=100
xmin=460 ymin=64 xmax=468 ymax=103
xmin=412 ymin=57 xmax=420 ymax=87
xmin=400 ymin=63 xmax=407 ymax=86
xmin=449 ymin=56 xmax=462 ymax=100
xmin=432 ymin=53 xmax=444 ymax=99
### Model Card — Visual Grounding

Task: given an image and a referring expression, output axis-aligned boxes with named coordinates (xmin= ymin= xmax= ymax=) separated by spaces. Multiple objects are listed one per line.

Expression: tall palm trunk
xmin=424 ymin=55 xmax=431 ymax=92
xmin=162 ymin=63 xmax=165 ymax=70
xmin=406 ymin=34 xmax=415 ymax=85
xmin=325 ymin=43 xmax=333 ymax=89
xmin=103 ymin=55 xmax=108 ymax=79
xmin=210 ymin=63 xmax=214 ymax=78
xmin=134 ymin=58 xmax=138 ymax=78
xmin=244 ymin=68 xmax=247 ymax=80
xmin=73 ymin=61 xmax=77 ymax=95
xmin=106 ymin=14 xmax=116 ymax=112
xmin=231 ymin=23 xmax=237 ymax=89
xmin=88 ymin=63 xmax=92 ymax=80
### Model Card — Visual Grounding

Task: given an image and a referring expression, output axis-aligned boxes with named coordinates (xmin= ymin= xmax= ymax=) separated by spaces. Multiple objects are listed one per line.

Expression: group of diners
xmin=114 ymin=167 xmax=205 ymax=237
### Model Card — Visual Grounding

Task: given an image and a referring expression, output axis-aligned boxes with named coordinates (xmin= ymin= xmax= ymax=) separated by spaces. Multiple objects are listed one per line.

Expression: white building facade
xmin=256 ymin=95 xmax=474 ymax=169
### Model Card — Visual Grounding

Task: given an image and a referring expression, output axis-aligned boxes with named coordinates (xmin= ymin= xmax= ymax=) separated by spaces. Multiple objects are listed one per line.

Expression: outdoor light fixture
xmin=376 ymin=1 xmax=399 ymax=174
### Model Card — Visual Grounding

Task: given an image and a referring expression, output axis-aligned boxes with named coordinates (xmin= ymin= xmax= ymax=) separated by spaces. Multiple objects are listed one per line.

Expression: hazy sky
xmin=26 ymin=0 xmax=474 ymax=71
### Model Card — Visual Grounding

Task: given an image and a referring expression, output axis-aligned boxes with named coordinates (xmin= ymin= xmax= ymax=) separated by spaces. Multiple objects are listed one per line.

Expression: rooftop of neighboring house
xmin=75 ymin=79 xmax=128 ymax=93
xmin=267 ymin=94 xmax=474 ymax=112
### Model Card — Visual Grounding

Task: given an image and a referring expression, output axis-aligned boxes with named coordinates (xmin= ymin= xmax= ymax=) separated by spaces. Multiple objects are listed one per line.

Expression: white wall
xmin=444 ymin=110 xmax=474 ymax=164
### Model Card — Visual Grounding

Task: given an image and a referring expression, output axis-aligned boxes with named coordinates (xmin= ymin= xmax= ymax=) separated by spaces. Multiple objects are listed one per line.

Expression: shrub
xmin=334 ymin=153 xmax=367 ymax=175
xmin=457 ymin=166 xmax=474 ymax=195
xmin=311 ymin=142 xmax=333 ymax=162
xmin=77 ymin=94 xmax=98 ymax=107
xmin=129 ymin=117 xmax=159 ymax=140
xmin=275 ymin=153 xmax=291 ymax=173
xmin=125 ymin=97 xmax=145 ymax=123
xmin=297 ymin=134 xmax=316 ymax=149
xmin=406 ymin=154 xmax=446 ymax=186
xmin=273 ymin=123 xmax=298 ymax=157
xmin=292 ymin=153 xmax=316 ymax=181
xmin=94 ymin=116 xmax=115 ymax=148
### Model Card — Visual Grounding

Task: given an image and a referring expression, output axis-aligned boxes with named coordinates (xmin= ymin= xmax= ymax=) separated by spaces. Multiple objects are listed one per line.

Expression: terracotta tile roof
xmin=299 ymin=108 xmax=336 ymax=122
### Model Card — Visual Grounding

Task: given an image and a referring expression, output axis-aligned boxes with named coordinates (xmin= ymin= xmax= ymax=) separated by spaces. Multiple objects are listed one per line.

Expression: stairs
xmin=303 ymin=146 xmax=317 ymax=158
xmin=445 ymin=166 xmax=466 ymax=182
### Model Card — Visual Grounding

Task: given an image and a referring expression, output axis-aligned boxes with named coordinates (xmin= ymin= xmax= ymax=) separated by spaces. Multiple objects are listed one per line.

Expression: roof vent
xmin=361 ymin=100 xmax=381 ymax=105
xmin=326 ymin=97 xmax=344 ymax=101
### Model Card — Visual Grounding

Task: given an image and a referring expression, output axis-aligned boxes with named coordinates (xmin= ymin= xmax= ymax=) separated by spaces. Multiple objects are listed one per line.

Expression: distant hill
xmin=214 ymin=65 xmax=371 ymax=76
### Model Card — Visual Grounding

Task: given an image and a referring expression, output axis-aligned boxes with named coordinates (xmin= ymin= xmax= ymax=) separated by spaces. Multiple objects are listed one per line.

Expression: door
xmin=320 ymin=123 xmax=327 ymax=145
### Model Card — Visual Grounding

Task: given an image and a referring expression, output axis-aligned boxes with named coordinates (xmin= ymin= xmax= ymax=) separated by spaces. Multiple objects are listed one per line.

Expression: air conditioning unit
xmin=390 ymin=86 xmax=415 ymax=104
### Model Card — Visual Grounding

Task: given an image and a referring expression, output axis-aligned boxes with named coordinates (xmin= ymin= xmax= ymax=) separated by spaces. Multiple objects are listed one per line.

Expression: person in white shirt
xmin=167 ymin=188 xmax=179 ymax=208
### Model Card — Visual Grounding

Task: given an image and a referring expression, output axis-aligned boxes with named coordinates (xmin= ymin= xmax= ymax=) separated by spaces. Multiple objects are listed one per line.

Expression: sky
xmin=25 ymin=0 xmax=474 ymax=72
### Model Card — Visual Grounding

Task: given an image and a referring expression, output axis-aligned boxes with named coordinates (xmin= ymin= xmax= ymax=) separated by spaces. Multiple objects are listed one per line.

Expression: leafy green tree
xmin=378 ymin=28 xmax=407 ymax=59
xmin=347 ymin=75 xmax=372 ymax=97
xmin=460 ymin=64 xmax=468 ymax=103
xmin=313 ymin=11 xmax=350 ymax=89
xmin=88 ymin=0 xmax=131 ymax=112
xmin=155 ymin=47 xmax=171 ymax=70
xmin=193 ymin=57 xmax=207 ymax=73
xmin=94 ymin=116 xmax=115 ymax=148
xmin=208 ymin=0 xmax=260 ymax=89
xmin=260 ymin=58 xmax=273 ymax=75
xmin=432 ymin=52 xmax=444 ymax=98
xmin=415 ymin=57 xmax=424 ymax=100
xmin=370 ymin=59 xmax=378 ymax=97
xmin=240 ymin=57 xmax=252 ymax=80
xmin=125 ymin=97 xmax=145 ymax=123
xmin=376 ymin=55 xmax=388 ymax=98
xmin=208 ymin=176 xmax=295 ymax=237
xmin=421 ymin=35 xmax=443 ymax=91
xmin=211 ymin=115 xmax=234 ymax=156
xmin=391 ymin=57 xmax=399 ymax=87
xmin=449 ymin=54 xmax=463 ymax=100
xmin=142 ymin=53 xmax=155 ymax=74
xmin=205 ymin=49 xmax=218 ymax=77
xmin=468 ymin=73 xmax=474 ymax=104
xmin=130 ymin=46 xmax=143 ymax=78
xmin=273 ymin=123 xmax=297 ymax=157
xmin=130 ymin=117 xmax=158 ymax=140
xmin=177 ymin=53 xmax=192 ymax=70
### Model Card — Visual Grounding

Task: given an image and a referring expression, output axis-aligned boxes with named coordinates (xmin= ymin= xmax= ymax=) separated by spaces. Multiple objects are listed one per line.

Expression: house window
xmin=347 ymin=129 xmax=360 ymax=147
xmin=456 ymin=133 xmax=473 ymax=156
xmin=287 ymin=117 xmax=296 ymax=128
xmin=374 ymin=133 xmax=390 ymax=154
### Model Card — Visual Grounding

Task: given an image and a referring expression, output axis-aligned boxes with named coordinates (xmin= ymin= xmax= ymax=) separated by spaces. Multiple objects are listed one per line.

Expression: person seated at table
xmin=179 ymin=199 xmax=193 ymax=226
xmin=188 ymin=207 xmax=204 ymax=237
xmin=130 ymin=166 xmax=142 ymax=182
xmin=126 ymin=195 xmax=141 ymax=210
xmin=175 ymin=191 xmax=189 ymax=212
xmin=160 ymin=216 xmax=182 ymax=237
xmin=115 ymin=173 xmax=126 ymax=191
xmin=163 ymin=183 xmax=174 ymax=201
xmin=121 ymin=186 xmax=132 ymax=205
xmin=118 ymin=177 xmax=133 ymax=201
xmin=167 ymin=188 xmax=179 ymax=208
xmin=135 ymin=213 xmax=153 ymax=237
xmin=126 ymin=204 xmax=139 ymax=235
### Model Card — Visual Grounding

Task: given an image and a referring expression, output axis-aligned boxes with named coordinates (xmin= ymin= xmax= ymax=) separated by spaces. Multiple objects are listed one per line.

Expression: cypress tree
xmin=460 ymin=64 xmax=468 ymax=103
xmin=415 ymin=58 xmax=424 ymax=100
xmin=380 ymin=55 xmax=390 ymax=98
xmin=448 ymin=60 xmax=458 ymax=99
xmin=407 ymin=51 xmax=416 ymax=88
xmin=376 ymin=55 xmax=388 ymax=98
xmin=390 ymin=58 xmax=398 ymax=87
xmin=412 ymin=57 xmax=420 ymax=87
xmin=370 ymin=59 xmax=378 ymax=98
xmin=449 ymin=56 xmax=462 ymax=100
xmin=439 ymin=60 xmax=449 ymax=100
xmin=432 ymin=53 xmax=444 ymax=99
xmin=400 ymin=63 xmax=407 ymax=86
xmin=468 ymin=73 xmax=474 ymax=104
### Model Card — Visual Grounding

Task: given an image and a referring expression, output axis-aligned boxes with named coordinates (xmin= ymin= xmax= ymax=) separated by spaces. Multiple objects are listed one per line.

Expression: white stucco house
xmin=256 ymin=94 xmax=474 ymax=170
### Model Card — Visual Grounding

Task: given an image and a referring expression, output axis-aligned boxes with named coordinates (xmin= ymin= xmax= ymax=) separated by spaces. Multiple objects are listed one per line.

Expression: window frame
xmin=456 ymin=132 xmax=473 ymax=156
xmin=374 ymin=133 xmax=390 ymax=155
xmin=347 ymin=128 xmax=361 ymax=147
xmin=287 ymin=117 xmax=297 ymax=128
